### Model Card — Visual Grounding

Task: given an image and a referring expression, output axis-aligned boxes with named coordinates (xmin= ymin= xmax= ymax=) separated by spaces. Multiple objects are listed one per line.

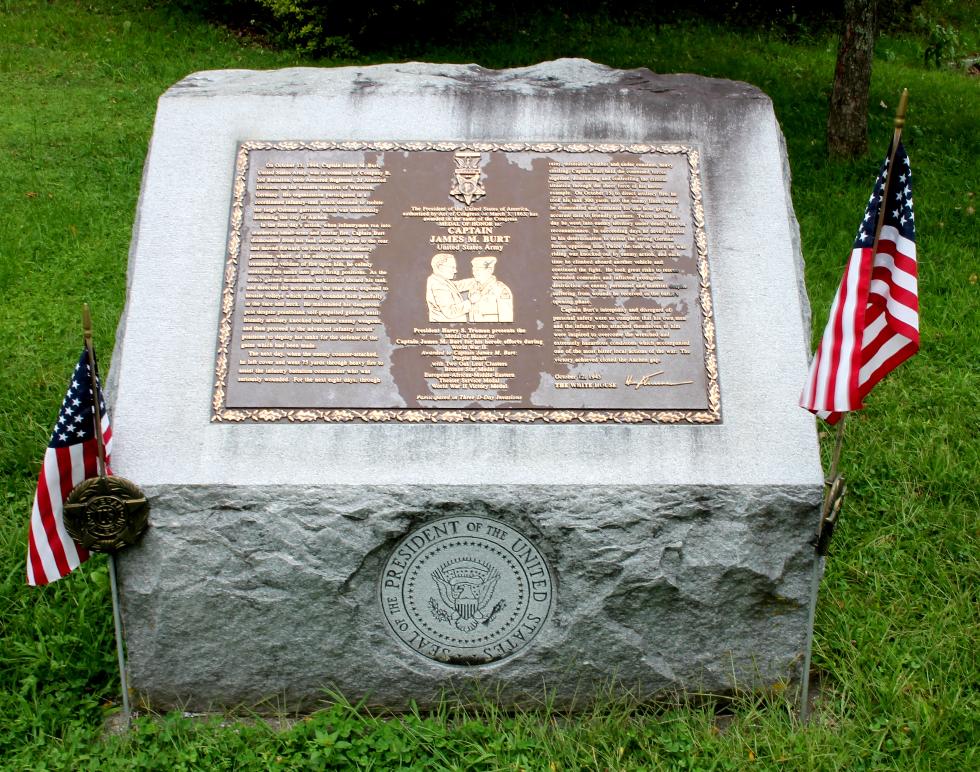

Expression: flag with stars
xmin=27 ymin=349 xmax=113 ymax=586
xmin=801 ymin=141 xmax=919 ymax=423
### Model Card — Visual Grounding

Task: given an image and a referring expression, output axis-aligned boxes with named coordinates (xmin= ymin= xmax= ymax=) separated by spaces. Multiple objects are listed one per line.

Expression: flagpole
xmin=82 ymin=305 xmax=132 ymax=728
xmin=799 ymin=416 xmax=845 ymax=723
xmin=799 ymin=90 xmax=909 ymax=723
xmin=82 ymin=305 xmax=108 ymax=478
xmin=873 ymin=88 xmax=909 ymax=256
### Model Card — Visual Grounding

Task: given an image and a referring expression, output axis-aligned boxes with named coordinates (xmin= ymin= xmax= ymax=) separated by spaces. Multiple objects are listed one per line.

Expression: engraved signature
xmin=625 ymin=371 xmax=695 ymax=389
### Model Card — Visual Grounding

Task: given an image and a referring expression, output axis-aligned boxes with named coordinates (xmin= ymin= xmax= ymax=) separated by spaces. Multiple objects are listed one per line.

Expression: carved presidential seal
xmin=380 ymin=516 xmax=552 ymax=665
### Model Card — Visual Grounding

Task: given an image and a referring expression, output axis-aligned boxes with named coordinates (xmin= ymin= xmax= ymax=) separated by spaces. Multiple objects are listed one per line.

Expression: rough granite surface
xmin=111 ymin=60 xmax=823 ymax=711
xmin=124 ymin=484 xmax=820 ymax=710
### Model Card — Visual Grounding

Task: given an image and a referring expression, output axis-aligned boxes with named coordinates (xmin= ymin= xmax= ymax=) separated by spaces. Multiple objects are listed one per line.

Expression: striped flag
xmin=801 ymin=141 xmax=919 ymax=423
xmin=27 ymin=349 xmax=112 ymax=586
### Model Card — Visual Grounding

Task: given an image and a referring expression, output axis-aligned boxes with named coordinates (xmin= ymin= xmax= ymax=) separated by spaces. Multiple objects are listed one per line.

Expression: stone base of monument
xmin=124 ymin=485 xmax=819 ymax=710
xmin=111 ymin=60 xmax=822 ymax=712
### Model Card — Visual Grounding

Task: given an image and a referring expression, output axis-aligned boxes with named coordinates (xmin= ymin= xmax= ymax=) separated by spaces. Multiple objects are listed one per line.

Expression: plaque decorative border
xmin=212 ymin=141 xmax=720 ymax=424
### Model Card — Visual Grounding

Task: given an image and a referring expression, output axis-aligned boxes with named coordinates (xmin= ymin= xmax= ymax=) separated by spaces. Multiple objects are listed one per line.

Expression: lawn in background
xmin=1 ymin=1 xmax=977 ymax=768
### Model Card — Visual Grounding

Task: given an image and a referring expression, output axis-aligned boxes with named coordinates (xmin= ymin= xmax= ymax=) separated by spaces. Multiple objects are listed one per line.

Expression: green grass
xmin=1 ymin=0 xmax=978 ymax=768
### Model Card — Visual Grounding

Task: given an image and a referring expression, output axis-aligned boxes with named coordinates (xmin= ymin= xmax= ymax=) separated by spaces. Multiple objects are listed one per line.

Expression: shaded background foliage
xmin=173 ymin=0 xmax=938 ymax=56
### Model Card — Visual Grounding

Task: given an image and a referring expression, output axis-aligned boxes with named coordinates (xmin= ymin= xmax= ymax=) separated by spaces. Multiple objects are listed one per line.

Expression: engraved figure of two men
xmin=426 ymin=253 xmax=514 ymax=323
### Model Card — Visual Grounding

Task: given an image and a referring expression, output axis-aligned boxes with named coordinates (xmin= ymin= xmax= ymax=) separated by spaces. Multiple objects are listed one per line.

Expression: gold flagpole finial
xmin=894 ymin=88 xmax=909 ymax=130
xmin=82 ymin=303 xmax=93 ymax=342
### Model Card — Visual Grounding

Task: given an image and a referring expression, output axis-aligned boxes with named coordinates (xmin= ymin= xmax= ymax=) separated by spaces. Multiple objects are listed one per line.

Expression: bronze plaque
xmin=213 ymin=142 xmax=720 ymax=424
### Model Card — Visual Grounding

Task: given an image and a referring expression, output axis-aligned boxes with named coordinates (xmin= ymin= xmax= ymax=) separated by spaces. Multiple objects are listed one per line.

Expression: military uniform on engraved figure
xmin=426 ymin=253 xmax=471 ymax=322
xmin=467 ymin=256 xmax=514 ymax=323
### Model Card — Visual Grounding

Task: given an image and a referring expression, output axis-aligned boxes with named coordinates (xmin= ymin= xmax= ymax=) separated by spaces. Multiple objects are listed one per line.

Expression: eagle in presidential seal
xmin=430 ymin=557 xmax=500 ymax=632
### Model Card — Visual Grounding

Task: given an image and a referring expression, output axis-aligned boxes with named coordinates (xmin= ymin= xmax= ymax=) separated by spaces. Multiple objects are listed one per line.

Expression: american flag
xmin=801 ymin=141 xmax=919 ymax=423
xmin=27 ymin=349 xmax=112 ymax=586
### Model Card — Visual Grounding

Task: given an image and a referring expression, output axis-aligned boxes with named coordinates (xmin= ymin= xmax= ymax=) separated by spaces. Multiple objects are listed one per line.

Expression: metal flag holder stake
xmin=798 ymin=88 xmax=909 ymax=724
xmin=62 ymin=305 xmax=149 ymax=729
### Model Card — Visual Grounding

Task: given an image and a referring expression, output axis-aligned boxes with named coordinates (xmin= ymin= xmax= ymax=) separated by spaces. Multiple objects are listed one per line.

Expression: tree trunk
xmin=827 ymin=0 xmax=877 ymax=159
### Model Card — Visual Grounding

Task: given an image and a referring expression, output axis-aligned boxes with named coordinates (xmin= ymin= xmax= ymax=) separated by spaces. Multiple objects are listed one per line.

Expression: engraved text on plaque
xmin=213 ymin=142 xmax=720 ymax=423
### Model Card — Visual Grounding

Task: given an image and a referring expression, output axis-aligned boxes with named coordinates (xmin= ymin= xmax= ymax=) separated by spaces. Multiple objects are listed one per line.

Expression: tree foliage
xmin=170 ymin=0 xmax=930 ymax=57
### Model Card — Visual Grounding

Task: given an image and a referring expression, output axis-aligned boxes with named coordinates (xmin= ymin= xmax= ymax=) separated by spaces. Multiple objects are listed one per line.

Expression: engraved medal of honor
xmin=449 ymin=150 xmax=486 ymax=205
xmin=380 ymin=516 xmax=552 ymax=665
